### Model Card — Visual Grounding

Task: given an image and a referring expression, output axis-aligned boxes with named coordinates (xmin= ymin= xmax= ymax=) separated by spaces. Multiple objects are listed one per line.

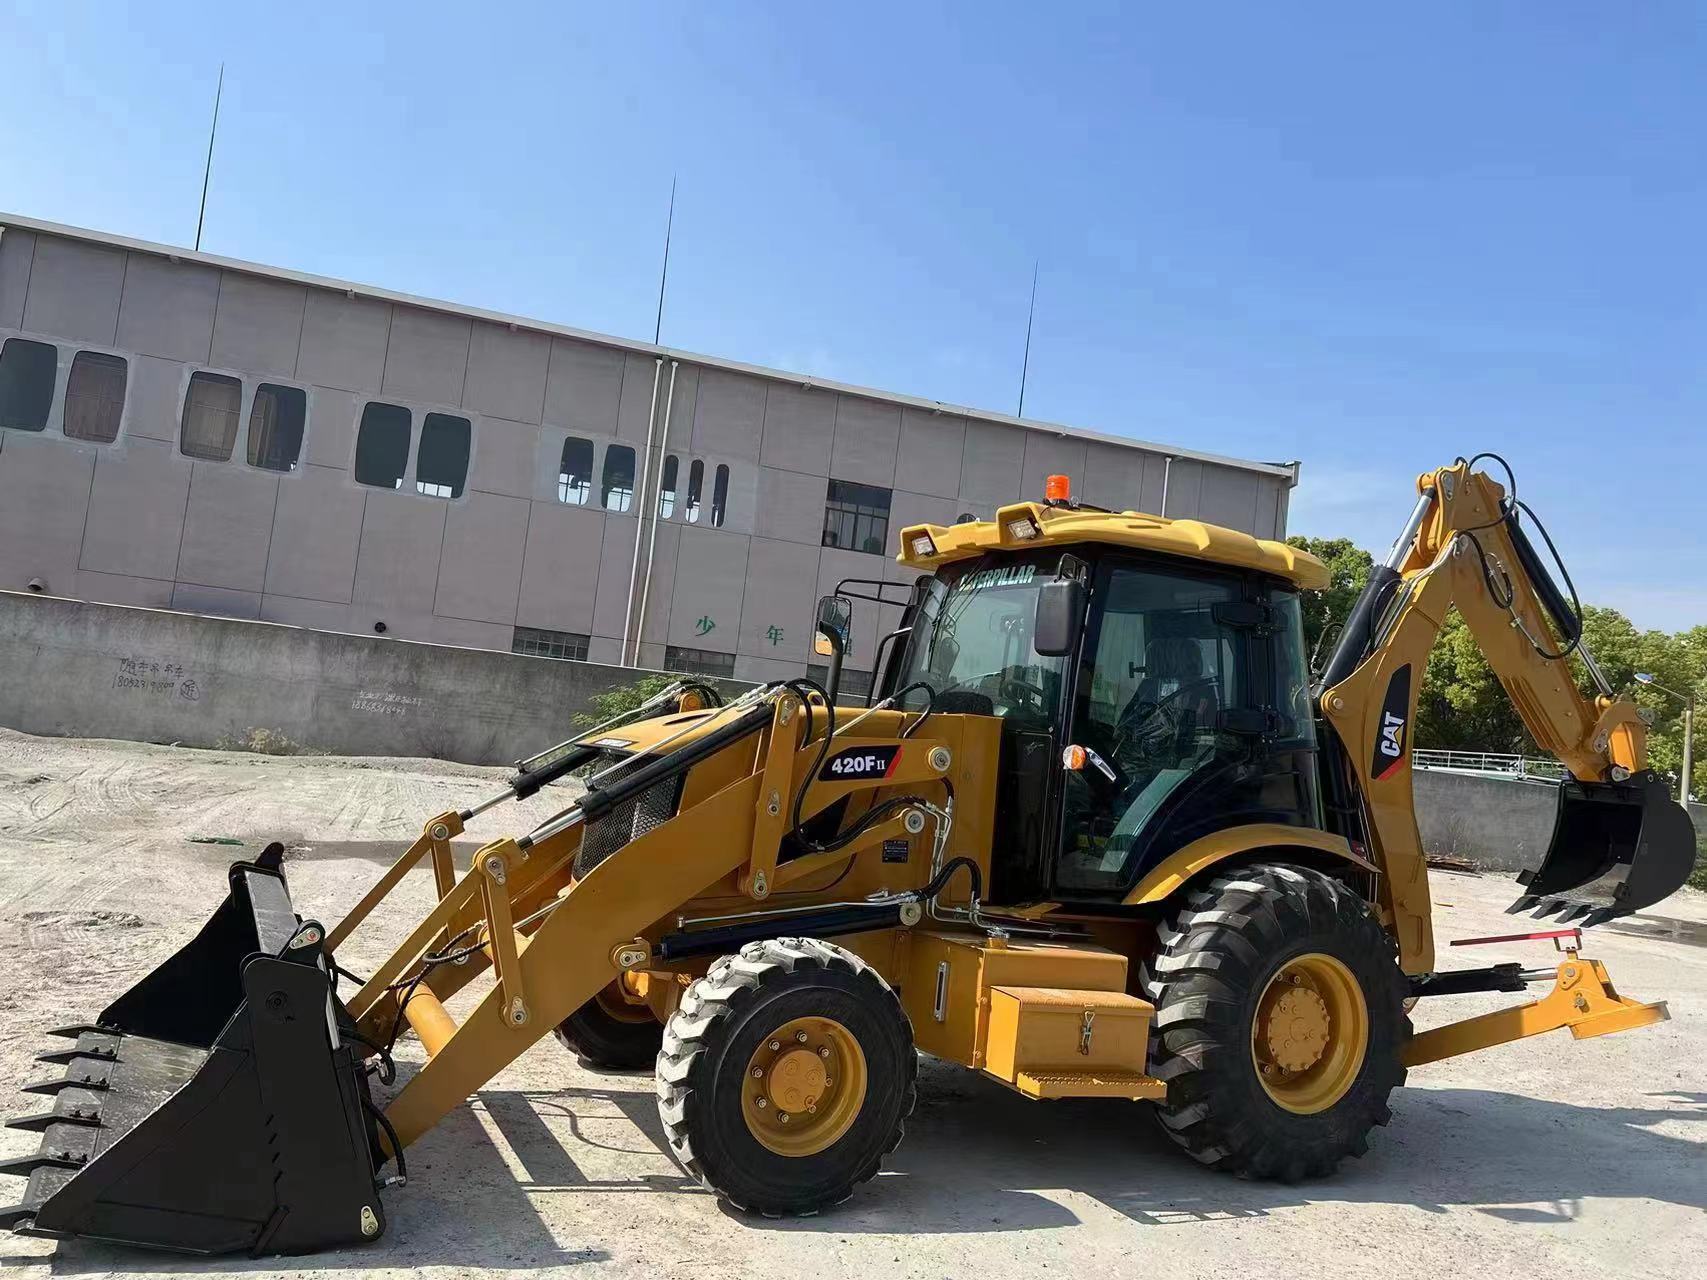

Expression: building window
xmin=602 ymin=443 xmax=636 ymax=512
xmin=711 ymin=463 xmax=730 ymax=528
xmin=664 ymin=645 xmax=736 ymax=678
xmin=685 ymin=458 xmax=704 ymax=523
xmin=247 ymin=384 xmax=306 ymax=472
xmin=658 ymin=454 xmax=678 ymax=518
xmin=558 ymin=436 xmax=594 ymax=505
xmin=416 ymin=413 xmax=470 ymax=498
xmin=512 ymin=626 xmax=590 ymax=661
xmin=63 ymin=351 xmax=127 ymax=443
xmin=822 ymin=479 xmax=892 ymax=554
xmin=807 ymin=664 xmax=874 ymax=699
xmin=0 ymin=337 xmax=56 ymax=432
xmin=355 ymin=401 xmax=412 ymax=489
xmin=180 ymin=371 xmax=243 ymax=461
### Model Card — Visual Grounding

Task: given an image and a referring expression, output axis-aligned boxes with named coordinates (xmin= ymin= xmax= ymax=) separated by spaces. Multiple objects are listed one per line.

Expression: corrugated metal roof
xmin=0 ymin=211 xmax=1298 ymax=482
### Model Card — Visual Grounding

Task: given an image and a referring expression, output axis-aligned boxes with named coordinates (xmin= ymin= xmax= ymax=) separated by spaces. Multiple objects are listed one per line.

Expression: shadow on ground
xmin=9 ymin=1068 xmax=1703 ymax=1272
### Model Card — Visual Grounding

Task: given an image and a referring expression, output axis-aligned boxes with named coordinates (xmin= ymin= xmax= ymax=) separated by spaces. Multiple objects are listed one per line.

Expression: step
xmin=1014 ymin=1069 xmax=1166 ymax=1101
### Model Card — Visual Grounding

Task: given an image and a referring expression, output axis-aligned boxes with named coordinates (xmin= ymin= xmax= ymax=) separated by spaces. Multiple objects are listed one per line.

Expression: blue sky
xmin=3 ymin=3 xmax=1703 ymax=629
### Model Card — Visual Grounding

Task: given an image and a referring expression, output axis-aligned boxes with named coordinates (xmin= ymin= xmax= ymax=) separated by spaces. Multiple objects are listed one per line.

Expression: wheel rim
xmin=594 ymin=977 xmax=654 ymax=1024
xmin=740 ymin=1016 xmax=868 ymax=1156
xmin=1250 ymin=952 xmax=1368 ymax=1115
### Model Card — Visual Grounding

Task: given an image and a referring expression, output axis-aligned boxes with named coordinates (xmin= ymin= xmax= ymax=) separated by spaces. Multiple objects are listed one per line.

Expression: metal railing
xmin=1410 ymin=748 xmax=1566 ymax=781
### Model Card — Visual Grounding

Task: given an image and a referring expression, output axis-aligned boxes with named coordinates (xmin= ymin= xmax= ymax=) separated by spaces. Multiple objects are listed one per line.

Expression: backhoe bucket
xmin=1 ymin=848 xmax=385 ymax=1255
xmin=1509 ymin=773 xmax=1698 ymax=927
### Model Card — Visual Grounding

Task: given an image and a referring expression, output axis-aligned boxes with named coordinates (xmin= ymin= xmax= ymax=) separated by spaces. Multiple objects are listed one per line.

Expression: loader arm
xmin=1316 ymin=459 xmax=1692 ymax=972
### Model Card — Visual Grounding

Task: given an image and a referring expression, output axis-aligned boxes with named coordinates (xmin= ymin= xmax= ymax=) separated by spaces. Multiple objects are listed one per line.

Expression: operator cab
xmin=823 ymin=479 xmax=1325 ymax=909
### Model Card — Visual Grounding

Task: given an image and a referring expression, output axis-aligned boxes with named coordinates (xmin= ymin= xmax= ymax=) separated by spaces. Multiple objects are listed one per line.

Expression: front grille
xmin=574 ymin=754 xmax=685 ymax=877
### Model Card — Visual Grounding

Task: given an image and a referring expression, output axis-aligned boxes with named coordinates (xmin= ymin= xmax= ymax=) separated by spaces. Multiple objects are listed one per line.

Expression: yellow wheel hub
xmin=741 ymin=1016 xmax=868 ymax=1157
xmin=594 ymin=976 xmax=654 ymax=1024
xmin=1251 ymin=953 xmax=1368 ymax=1115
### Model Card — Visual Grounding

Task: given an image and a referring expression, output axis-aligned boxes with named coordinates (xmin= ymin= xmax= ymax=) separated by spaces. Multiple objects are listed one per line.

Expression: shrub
xmin=572 ymin=674 xmax=681 ymax=728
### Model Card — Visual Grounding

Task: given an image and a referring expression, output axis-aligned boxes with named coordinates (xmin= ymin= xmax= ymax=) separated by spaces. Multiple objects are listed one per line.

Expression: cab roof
xmin=896 ymin=500 xmax=1329 ymax=590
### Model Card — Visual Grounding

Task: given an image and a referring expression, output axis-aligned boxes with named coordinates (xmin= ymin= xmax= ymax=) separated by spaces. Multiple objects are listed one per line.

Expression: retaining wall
xmin=0 ymin=590 xmax=746 ymax=765
xmin=1415 ymin=766 xmax=1706 ymax=872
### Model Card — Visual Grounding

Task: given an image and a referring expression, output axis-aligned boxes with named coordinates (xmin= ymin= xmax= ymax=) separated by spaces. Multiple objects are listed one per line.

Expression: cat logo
xmin=1380 ymin=711 xmax=1405 ymax=759
xmin=1370 ymin=664 xmax=1412 ymax=781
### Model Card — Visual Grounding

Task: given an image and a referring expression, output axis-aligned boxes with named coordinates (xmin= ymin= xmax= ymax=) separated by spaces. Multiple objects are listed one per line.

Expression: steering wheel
xmin=999 ymin=673 xmax=1050 ymax=717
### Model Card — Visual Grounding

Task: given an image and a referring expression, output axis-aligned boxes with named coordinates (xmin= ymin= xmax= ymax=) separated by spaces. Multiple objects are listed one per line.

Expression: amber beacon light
xmin=1044 ymin=473 xmax=1072 ymax=503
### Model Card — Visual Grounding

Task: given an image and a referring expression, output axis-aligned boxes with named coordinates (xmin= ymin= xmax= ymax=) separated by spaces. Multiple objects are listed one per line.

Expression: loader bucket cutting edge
xmin=1509 ymin=774 xmax=1697 ymax=927
xmin=0 ymin=849 xmax=387 ymax=1255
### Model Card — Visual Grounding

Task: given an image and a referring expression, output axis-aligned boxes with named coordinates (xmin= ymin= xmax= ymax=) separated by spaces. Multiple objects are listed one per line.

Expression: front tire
xmin=554 ymin=981 xmax=664 ymax=1070
xmin=1142 ymin=863 xmax=1409 ymax=1180
xmin=656 ymin=937 xmax=915 ymax=1215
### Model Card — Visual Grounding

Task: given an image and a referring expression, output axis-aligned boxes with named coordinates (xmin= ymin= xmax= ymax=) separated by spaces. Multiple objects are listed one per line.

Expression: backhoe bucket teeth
xmin=1509 ymin=774 xmax=1696 ymax=925
xmin=0 ymin=857 xmax=385 ymax=1256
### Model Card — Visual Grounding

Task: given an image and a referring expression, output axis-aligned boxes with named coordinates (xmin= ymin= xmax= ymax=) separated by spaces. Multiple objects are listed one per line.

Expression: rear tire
xmin=553 ymin=982 xmax=663 ymax=1070
xmin=656 ymin=937 xmax=915 ymax=1215
xmin=1141 ymin=862 xmax=1409 ymax=1180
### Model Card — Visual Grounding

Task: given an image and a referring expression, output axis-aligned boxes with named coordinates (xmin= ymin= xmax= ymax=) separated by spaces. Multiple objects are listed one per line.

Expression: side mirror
xmin=1032 ymin=578 xmax=1085 ymax=657
xmin=815 ymin=594 xmax=852 ymax=657
xmin=814 ymin=594 xmax=853 ymax=702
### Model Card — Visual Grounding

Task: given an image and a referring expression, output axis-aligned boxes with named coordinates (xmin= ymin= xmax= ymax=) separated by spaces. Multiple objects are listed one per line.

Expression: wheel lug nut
xmin=752 ymin=1066 xmax=764 ymax=1078
xmin=795 ymin=1030 xmax=809 ymax=1043
xmin=768 ymin=1040 xmax=781 ymax=1051
xmin=817 ymin=1046 xmax=830 ymax=1058
xmin=778 ymin=1112 xmax=791 ymax=1124
xmin=807 ymin=1104 xmax=817 ymax=1114
xmin=754 ymin=1096 xmax=767 ymax=1109
xmin=823 ymin=1077 xmax=833 ymax=1088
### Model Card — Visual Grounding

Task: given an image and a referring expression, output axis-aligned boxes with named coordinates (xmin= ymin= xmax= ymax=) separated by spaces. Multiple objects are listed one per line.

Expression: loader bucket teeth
xmin=6 ymin=1112 xmax=101 ymax=1133
xmin=1507 ymin=774 xmax=1696 ymax=925
xmin=21 ymin=1074 xmax=108 ymax=1096
xmin=0 ymin=1154 xmax=85 ymax=1176
xmin=35 ymin=1046 xmax=116 ymax=1066
xmin=0 ymin=859 xmax=387 ymax=1256
xmin=46 ymin=1024 xmax=105 ymax=1040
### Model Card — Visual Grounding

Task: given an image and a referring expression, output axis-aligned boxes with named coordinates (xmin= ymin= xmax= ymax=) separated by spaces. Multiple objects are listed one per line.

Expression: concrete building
xmin=0 ymin=213 xmax=1300 ymax=687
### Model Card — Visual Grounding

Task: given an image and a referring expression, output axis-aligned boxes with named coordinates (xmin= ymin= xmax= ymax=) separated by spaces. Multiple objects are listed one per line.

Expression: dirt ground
xmin=0 ymin=726 xmax=1703 ymax=1280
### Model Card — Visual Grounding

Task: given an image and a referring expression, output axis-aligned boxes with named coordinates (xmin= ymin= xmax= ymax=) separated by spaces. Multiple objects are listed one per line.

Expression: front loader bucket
xmin=1509 ymin=773 xmax=1698 ymax=926
xmin=1 ymin=848 xmax=385 ymax=1255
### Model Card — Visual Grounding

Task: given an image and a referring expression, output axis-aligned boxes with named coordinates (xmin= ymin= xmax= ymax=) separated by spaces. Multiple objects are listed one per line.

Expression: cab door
xmin=1053 ymin=557 xmax=1256 ymax=897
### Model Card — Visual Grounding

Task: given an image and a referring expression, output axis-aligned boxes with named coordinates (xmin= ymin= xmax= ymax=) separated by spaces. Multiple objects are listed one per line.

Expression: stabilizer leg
xmin=1403 ymin=954 xmax=1667 ymax=1067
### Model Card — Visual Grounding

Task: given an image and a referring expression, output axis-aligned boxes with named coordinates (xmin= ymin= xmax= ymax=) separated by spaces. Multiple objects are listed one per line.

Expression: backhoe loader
xmin=3 ymin=457 xmax=1694 ymax=1254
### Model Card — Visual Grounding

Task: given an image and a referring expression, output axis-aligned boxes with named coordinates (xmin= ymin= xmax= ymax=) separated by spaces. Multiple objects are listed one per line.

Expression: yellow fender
xmin=1121 ymin=823 xmax=1376 ymax=907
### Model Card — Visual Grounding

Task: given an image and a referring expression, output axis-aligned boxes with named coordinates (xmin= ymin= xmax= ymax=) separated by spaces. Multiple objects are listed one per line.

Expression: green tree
xmin=1284 ymin=535 xmax=1374 ymax=661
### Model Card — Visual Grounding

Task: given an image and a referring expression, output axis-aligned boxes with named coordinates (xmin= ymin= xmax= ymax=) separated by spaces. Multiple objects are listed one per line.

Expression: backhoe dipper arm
xmin=1315 ymin=461 xmax=1655 ymax=972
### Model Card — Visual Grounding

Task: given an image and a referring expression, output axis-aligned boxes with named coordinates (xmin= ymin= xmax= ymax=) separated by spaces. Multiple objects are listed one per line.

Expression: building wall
xmin=0 ymin=225 xmax=1296 ymax=684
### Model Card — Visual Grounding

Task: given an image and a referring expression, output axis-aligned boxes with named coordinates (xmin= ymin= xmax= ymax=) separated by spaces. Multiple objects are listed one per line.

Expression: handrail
xmin=1411 ymin=748 xmax=1566 ymax=780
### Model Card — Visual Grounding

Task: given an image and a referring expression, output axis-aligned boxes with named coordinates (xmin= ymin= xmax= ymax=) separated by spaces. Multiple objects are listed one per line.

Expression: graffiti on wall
xmin=113 ymin=657 xmax=201 ymax=701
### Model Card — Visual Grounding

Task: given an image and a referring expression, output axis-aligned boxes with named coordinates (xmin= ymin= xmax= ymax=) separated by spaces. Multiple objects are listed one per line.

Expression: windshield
xmin=893 ymin=553 xmax=1066 ymax=725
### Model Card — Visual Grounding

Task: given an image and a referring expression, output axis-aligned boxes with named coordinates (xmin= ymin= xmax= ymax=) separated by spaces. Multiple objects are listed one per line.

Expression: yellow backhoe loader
xmin=3 ymin=457 xmax=1694 ymax=1254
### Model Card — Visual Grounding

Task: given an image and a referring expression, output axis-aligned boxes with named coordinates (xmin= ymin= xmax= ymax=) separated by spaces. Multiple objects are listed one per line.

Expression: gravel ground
xmin=0 ymin=727 xmax=1703 ymax=1279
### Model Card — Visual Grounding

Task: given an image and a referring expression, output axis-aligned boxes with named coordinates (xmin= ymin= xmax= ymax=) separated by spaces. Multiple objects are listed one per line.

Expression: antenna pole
xmin=653 ymin=176 xmax=676 ymax=345
xmin=194 ymin=64 xmax=224 ymax=252
xmin=1017 ymin=260 xmax=1038 ymax=417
